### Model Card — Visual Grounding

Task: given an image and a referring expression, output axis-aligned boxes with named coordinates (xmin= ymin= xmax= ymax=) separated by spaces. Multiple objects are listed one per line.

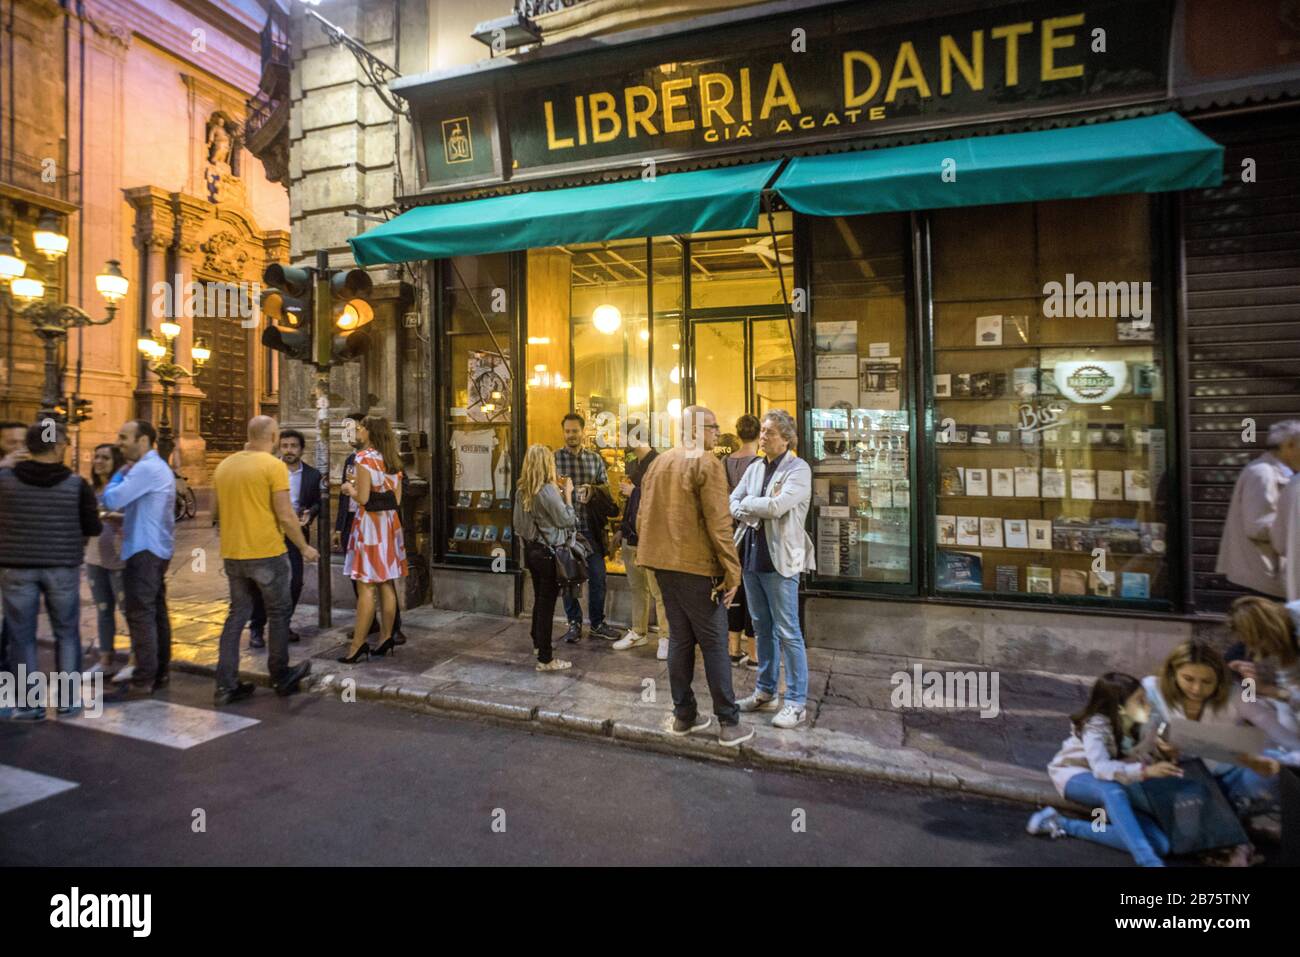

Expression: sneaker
xmin=737 ymin=690 xmax=779 ymax=713
xmin=741 ymin=654 xmax=759 ymax=671
xmin=273 ymin=661 xmax=312 ymax=697
xmin=111 ymin=663 xmax=135 ymax=685
xmin=656 ymin=637 xmax=669 ymax=660
xmin=214 ymin=681 xmax=255 ymax=706
xmin=612 ymin=630 xmax=648 ymax=651
xmin=249 ymin=630 xmax=266 ymax=649
xmin=718 ymin=722 xmax=755 ymax=747
xmin=536 ymin=658 xmax=573 ymax=672
xmin=668 ymin=714 xmax=711 ymax=736
xmin=729 ymin=654 xmax=745 ymax=666
xmin=771 ymin=704 xmax=807 ymax=729
xmin=591 ymin=622 xmax=623 ymax=640
xmin=1026 ymin=806 xmax=1067 ymax=839
xmin=561 ymin=623 xmax=583 ymax=644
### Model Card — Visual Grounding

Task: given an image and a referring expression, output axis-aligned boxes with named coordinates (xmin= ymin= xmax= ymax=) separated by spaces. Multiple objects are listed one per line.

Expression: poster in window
xmin=467 ymin=349 xmax=511 ymax=422
xmin=858 ymin=357 xmax=901 ymax=411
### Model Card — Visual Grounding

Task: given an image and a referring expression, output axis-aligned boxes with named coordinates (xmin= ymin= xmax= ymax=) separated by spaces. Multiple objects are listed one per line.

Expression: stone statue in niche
xmin=204 ymin=112 xmax=244 ymax=205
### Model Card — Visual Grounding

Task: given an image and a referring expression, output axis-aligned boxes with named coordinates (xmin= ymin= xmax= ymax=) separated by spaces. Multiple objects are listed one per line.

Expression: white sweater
xmin=1047 ymin=714 xmax=1145 ymax=798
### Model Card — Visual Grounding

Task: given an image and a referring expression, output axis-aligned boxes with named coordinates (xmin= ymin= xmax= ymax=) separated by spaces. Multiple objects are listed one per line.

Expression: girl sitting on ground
xmin=1027 ymin=672 xmax=1182 ymax=867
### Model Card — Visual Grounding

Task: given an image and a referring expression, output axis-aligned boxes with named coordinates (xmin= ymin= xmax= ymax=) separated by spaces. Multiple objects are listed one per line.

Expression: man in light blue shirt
xmin=103 ymin=418 xmax=176 ymax=697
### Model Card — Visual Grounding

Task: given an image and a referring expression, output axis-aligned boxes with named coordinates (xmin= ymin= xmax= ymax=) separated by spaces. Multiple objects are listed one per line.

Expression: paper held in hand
xmin=1166 ymin=716 xmax=1269 ymax=765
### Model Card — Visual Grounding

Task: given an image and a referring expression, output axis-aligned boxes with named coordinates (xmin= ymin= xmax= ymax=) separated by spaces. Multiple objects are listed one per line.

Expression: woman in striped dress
xmin=338 ymin=415 xmax=407 ymax=662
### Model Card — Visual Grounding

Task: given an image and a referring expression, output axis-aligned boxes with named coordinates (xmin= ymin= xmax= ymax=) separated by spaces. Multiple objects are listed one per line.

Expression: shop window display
xmin=441 ymin=253 xmax=515 ymax=562
xmin=930 ymin=196 xmax=1169 ymax=604
xmin=807 ymin=213 xmax=915 ymax=586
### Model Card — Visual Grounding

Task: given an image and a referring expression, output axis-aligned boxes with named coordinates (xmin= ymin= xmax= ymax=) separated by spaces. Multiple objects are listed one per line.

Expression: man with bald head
xmin=211 ymin=415 xmax=316 ymax=704
xmin=635 ymin=405 xmax=751 ymax=747
xmin=103 ymin=418 xmax=177 ymax=697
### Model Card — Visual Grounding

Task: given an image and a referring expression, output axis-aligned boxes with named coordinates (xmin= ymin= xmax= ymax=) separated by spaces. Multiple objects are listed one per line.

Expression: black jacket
xmin=292 ymin=462 xmax=322 ymax=534
xmin=585 ymin=484 xmax=620 ymax=557
xmin=0 ymin=461 xmax=101 ymax=567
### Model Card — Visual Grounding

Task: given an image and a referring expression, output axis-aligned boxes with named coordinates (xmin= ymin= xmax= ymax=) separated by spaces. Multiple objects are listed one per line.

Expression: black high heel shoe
xmin=371 ymin=637 xmax=396 ymax=658
xmin=337 ymin=642 xmax=372 ymax=664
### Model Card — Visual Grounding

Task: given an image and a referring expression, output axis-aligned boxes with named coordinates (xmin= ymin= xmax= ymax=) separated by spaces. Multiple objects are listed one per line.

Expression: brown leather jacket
xmin=634 ymin=446 xmax=741 ymax=590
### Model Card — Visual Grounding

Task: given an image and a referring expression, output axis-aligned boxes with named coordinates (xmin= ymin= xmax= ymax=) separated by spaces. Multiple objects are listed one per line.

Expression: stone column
xmin=124 ymin=187 xmax=175 ymax=431
xmin=171 ymin=193 xmax=212 ymax=478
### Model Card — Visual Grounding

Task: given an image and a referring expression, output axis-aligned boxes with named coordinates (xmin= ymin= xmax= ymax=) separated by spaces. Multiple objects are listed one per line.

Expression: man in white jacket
xmin=729 ymin=409 xmax=815 ymax=730
xmin=1218 ymin=420 xmax=1300 ymax=599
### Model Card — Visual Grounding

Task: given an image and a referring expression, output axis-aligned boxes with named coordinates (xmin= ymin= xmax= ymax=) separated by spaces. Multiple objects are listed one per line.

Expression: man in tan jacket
xmin=636 ymin=405 xmax=751 ymax=747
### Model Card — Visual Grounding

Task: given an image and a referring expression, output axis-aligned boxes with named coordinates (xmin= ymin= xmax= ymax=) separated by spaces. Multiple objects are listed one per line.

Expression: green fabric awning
xmin=772 ymin=114 xmax=1223 ymax=217
xmin=349 ymin=161 xmax=782 ymax=265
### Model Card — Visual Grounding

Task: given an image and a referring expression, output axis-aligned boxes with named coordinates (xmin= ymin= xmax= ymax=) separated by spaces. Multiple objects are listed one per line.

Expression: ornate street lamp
xmin=137 ymin=320 xmax=207 ymax=465
xmin=0 ymin=232 xmax=126 ymax=422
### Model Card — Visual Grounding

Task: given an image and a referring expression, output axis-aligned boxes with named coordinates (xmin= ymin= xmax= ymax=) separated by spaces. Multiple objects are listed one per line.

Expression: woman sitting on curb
xmin=1026 ymin=672 xmax=1182 ymax=867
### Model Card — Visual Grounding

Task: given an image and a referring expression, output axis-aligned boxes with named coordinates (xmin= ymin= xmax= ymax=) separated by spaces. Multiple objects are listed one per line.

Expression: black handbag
xmin=1131 ymin=758 xmax=1249 ymax=855
xmin=551 ymin=532 xmax=590 ymax=587
xmin=364 ymin=489 xmax=399 ymax=512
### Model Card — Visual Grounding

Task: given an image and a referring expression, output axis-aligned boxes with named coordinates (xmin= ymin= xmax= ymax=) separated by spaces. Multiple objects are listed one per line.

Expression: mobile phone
xmin=1156 ymin=722 xmax=1169 ymax=741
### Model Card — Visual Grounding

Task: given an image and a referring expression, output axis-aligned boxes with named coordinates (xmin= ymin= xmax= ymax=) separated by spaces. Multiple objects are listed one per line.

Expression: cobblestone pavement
xmin=47 ymin=516 xmax=1091 ymax=808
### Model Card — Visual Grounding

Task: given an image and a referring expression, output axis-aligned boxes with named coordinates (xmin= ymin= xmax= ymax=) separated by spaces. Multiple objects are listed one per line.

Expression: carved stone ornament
xmin=200 ymin=230 xmax=251 ymax=280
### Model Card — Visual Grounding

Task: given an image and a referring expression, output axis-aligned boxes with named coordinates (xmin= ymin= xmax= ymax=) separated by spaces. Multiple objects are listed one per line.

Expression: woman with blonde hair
xmin=513 ymin=443 xmax=576 ymax=671
xmin=337 ymin=415 xmax=407 ymax=664
xmin=1227 ymin=596 xmax=1300 ymax=755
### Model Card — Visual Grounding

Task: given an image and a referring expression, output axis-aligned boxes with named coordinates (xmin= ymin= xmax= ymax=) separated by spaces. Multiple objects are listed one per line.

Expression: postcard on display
xmin=815 ymin=353 xmax=858 ymax=379
xmin=815 ymin=378 xmax=859 ymax=409
xmin=964 ymin=468 xmax=989 ymax=497
xmin=936 ymin=515 xmax=957 ymax=546
xmin=1028 ymin=519 xmax=1053 ymax=549
xmin=1070 ymin=469 xmax=1098 ymax=501
xmin=1060 ymin=569 xmax=1088 ymax=595
xmin=859 ymin=357 xmax=902 ymax=411
xmin=937 ymin=550 xmax=983 ymax=591
xmin=1125 ymin=469 xmax=1153 ymax=502
xmin=996 ymin=565 xmax=1020 ymax=592
xmin=940 ymin=467 xmax=965 ymax=497
xmin=1026 ymin=566 xmax=1054 ymax=594
xmin=975 ymin=315 xmax=1003 ymax=346
xmin=934 ymin=374 xmax=952 ymax=398
xmin=892 ymin=479 xmax=911 ymax=509
xmin=815 ymin=321 xmax=858 ymax=353
xmin=1014 ymin=466 xmax=1040 ymax=498
xmin=979 ymin=517 xmax=1004 ymax=549
xmin=957 ymin=516 xmax=982 ymax=547
xmin=991 ymin=468 xmax=1015 ymax=497
xmin=870 ymin=481 xmax=894 ymax=509
xmin=1041 ymin=468 xmax=1066 ymax=498
xmin=1098 ymin=470 xmax=1124 ymax=501
xmin=1004 ymin=519 xmax=1029 ymax=549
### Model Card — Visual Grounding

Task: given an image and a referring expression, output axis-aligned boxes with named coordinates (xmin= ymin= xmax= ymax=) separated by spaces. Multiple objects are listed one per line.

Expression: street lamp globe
xmin=0 ymin=235 xmax=26 ymax=281
xmin=95 ymin=259 xmax=129 ymax=303
xmin=160 ymin=320 xmax=182 ymax=340
xmin=11 ymin=276 xmax=45 ymax=301
xmin=192 ymin=338 xmax=211 ymax=365
xmin=33 ymin=211 xmax=69 ymax=260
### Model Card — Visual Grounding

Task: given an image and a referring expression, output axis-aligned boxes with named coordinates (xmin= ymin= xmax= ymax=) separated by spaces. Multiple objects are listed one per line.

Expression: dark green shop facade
xmin=353 ymin=0 xmax=1300 ymax=673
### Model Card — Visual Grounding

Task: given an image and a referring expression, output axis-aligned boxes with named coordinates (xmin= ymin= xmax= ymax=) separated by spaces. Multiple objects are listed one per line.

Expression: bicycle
xmin=174 ymin=470 xmax=197 ymax=522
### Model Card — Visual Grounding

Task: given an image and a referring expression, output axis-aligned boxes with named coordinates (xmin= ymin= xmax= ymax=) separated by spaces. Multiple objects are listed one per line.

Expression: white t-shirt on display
xmin=451 ymin=429 xmax=497 ymax=491
xmin=494 ymin=447 xmax=511 ymax=500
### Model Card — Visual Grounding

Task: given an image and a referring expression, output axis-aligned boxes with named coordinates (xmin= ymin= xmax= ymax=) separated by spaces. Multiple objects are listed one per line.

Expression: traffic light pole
xmin=313 ymin=250 xmax=332 ymax=629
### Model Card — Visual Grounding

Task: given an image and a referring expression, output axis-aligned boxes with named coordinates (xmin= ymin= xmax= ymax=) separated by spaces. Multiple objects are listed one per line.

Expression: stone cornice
xmin=85 ymin=0 xmax=260 ymax=93
xmin=124 ymin=185 xmax=176 ymax=249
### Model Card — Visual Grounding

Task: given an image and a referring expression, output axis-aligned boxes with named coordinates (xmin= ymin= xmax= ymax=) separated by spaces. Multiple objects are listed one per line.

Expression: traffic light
xmin=70 ymin=397 xmax=93 ymax=424
xmin=260 ymin=263 xmax=315 ymax=363
xmin=323 ymin=267 xmax=373 ymax=365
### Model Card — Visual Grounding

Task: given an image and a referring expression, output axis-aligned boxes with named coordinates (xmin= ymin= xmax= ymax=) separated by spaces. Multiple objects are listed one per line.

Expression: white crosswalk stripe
xmin=60 ymin=699 xmax=259 ymax=750
xmin=0 ymin=764 xmax=78 ymax=814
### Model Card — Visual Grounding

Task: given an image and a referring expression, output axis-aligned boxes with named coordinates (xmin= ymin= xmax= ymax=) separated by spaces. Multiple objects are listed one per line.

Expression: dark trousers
xmin=218 ymin=554 xmax=293 ymax=691
xmin=250 ymin=537 xmax=302 ymax=634
xmin=655 ymin=568 xmax=739 ymax=726
xmin=123 ymin=550 xmax=172 ymax=688
xmin=525 ymin=540 xmax=559 ymax=664
xmin=726 ymin=577 xmax=755 ymax=637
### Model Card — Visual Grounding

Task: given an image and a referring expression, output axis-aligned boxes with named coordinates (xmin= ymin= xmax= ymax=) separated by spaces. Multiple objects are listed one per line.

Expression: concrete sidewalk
xmin=42 ymin=527 xmax=1090 ymax=808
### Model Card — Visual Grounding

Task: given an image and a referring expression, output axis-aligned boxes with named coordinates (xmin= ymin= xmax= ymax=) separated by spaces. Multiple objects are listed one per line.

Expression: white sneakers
xmin=656 ymin=637 xmax=669 ymax=660
xmin=771 ymin=704 xmax=807 ymax=729
xmin=612 ymin=629 xmax=648 ymax=651
xmin=737 ymin=690 xmax=779 ymax=713
xmin=737 ymin=692 xmax=806 ymax=729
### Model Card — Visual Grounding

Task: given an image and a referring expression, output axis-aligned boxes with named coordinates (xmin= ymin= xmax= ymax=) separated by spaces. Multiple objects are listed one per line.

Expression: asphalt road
xmin=0 ymin=666 xmax=1128 ymax=868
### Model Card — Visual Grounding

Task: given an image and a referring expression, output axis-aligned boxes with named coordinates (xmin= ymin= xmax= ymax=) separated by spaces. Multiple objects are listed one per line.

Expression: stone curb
xmin=64 ymin=643 xmax=1069 ymax=810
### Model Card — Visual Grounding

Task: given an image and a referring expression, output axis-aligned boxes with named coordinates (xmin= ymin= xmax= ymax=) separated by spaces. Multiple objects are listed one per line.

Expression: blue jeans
xmin=743 ymin=570 xmax=808 ymax=707
xmin=1215 ymin=756 xmax=1282 ymax=817
xmin=0 ymin=566 xmax=83 ymax=681
xmin=562 ymin=546 xmax=607 ymax=629
xmin=1061 ymin=773 xmax=1170 ymax=867
xmin=217 ymin=555 xmax=294 ymax=691
xmin=86 ymin=564 xmax=125 ymax=654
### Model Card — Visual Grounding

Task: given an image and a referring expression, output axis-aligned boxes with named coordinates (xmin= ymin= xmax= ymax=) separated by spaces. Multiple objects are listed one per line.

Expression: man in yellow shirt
xmin=212 ymin=415 xmax=319 ymax=705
